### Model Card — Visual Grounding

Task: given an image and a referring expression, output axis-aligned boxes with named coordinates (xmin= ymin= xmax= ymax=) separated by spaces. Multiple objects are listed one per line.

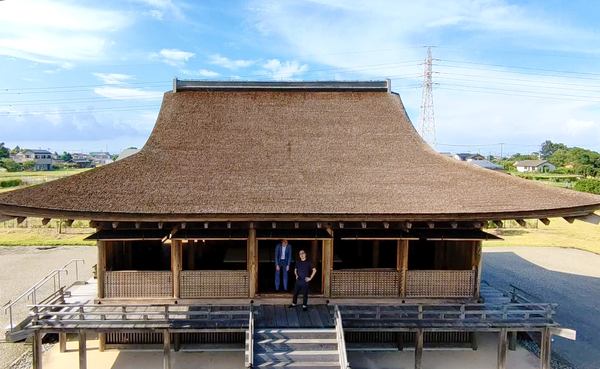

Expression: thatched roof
xmin=0 ymin=80 xmax=599 ymax=222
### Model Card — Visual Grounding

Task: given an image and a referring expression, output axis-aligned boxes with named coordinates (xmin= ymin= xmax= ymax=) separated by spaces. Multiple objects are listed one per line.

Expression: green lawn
xmin=0 ymin=218 xmax=95 ymax=246
xmin=483 ymin=216 xmax=600 ymax=254
xmin=0 ymin=168 xmax=89 ymax=193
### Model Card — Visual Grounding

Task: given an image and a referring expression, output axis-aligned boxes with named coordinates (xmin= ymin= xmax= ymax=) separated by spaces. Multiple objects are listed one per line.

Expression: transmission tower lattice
xmin=419 ymin=47 xmax=436 ymax=148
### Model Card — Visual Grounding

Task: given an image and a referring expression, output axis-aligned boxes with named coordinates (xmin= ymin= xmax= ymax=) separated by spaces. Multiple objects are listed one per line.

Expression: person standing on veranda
xmin=289 ymin=249 xmax=317 ymax=311
xmin=274 ymin=239 xmax=292 ymax=291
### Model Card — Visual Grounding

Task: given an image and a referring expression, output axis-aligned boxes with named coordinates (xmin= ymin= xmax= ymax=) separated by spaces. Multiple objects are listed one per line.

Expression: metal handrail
xmin=509 ymin=283 xmax=539 ymax=303
xmin=334 ymin=305 xmax=350 ymax=369
xmin=3 ymin=259 xmax=85 ymax=332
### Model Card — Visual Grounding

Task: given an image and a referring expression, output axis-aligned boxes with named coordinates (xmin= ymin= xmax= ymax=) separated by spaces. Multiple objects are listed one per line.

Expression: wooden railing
xmin=331 ymin=269 xmax=400 ymax=297
xmin=339 ymin=303 xmax=556 ymax=324
xmin=334 ymin=305 xmax=350 ymax=369
xmin=180 ymin=270 xmax=249 ymax=298
xmin=405 ymin=270 xmax=475 ymax=298
xmin=105 ymin=271 xmax=173 ymax=298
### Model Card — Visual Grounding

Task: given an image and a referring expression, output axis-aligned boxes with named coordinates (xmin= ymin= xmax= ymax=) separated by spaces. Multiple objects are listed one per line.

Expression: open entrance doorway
xmin=257 ymin=240 xmax=323 ymax=295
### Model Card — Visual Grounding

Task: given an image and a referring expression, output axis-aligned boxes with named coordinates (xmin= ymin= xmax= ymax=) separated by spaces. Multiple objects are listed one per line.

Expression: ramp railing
xmin=334 ymin=305 xmax=350 ymax=369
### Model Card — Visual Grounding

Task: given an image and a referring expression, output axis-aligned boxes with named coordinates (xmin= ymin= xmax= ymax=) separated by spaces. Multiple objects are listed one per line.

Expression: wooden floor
xmin=255 ymin=304 xmax=334 ymax=328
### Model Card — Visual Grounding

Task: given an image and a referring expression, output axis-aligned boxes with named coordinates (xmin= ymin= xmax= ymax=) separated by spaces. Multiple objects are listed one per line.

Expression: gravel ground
xmin=0 ymin=246 xmax=96 ymax=369
xmin=483 ymin=246 xmax=600 ymax=369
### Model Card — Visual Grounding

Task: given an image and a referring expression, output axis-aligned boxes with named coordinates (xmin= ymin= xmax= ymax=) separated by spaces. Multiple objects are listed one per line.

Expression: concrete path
xmin=483 ymin=246 xmax=600 ymax=369
xmin=0 ymin=246 xmax=96 ymax=369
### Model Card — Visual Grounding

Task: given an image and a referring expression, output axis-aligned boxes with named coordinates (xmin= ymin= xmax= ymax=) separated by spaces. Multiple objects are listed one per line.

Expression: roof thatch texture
xmin=0 ymin=85 xmax=599 ymax=221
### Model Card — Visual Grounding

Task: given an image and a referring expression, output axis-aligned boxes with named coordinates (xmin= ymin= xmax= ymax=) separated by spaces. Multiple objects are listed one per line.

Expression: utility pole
xmin=499 ymin=143 xmax=505 ymax=159
xmin=419 ymin=47 xmax=436 ymax=148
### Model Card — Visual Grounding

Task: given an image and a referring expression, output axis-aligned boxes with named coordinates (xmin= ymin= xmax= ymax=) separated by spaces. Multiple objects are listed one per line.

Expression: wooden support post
xmin=97 ymin=241 xmax=106 ymax=299
xmin=163 ymin=329 xmax=171 ymax=369
xmin=59 ymin=332 xmax=67 ymax=353
xmin=248 ymin=227 xmax=257 ymax=298
xmin=497 ymin=329 xmax=507 ymax=369
xmin=508 ymin=331 xmax=517 ymax=351
xmin=398 ymin=240 xmax=409 ymax=297
xmin=33 ymin=330 xmax=42 ymax=369
xmin=171 ymin=240 xmax=182 ymax=299
xmin=415 ymin=329 xmax=424 ymax=369
xmin=99 ymin=333 xmax=106 ymax=352
xmin=311 ymin=240 xmax=319 ymax=266
xmin=78 ymin=330 xmax=87 ymax=369
xmin=540 ymin=328 xmax=551 ymax=369
xmin=473 ymin=241 xmax=483 ymax=299
xmin=174 ymin=333 xmax=181 ymax=352
xmin=322 ymin=234 xmax=333 ymax=297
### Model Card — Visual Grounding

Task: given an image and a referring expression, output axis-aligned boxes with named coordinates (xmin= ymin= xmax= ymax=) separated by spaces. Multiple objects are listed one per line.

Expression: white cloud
xmin=197 ymin=69 xmax=220 ymax=78
xmin=93 ymin=73 xmax=134 ymax=85
xmin=157 ymin=48 xmax=195 ymax=66
xmin=0 ymin=0 xmax=129 ymax=64
xmin=263 ymin=59 xmax=308 ymax=80
xmin=209 ymin=54 xmax=255 ymax=70
xmin=94 ymin=87 xmax=163 ymax=100
xmin=133 ymin=0 xmax=184 ymax=20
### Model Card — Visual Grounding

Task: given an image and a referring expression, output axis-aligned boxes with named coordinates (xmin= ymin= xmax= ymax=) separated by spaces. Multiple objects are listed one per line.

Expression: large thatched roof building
xmin=0 ymin=80 xmax=598 ymax=221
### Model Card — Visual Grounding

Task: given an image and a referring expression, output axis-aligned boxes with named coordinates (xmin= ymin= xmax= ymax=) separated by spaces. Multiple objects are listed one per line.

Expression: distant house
xmin=453 ymin=153 xmax=485 ymax=161
xmin=11 ymin=149 xmax=52 ymax=171
xmin=116 ymin=147 xmax=140 ymax=161
xmin=89 ymin=152 xmax=113 ymax=166
xmin=514 ymin=160 xmax=556 ymax=173
xmin=467 ymin=159 xmax=505 ymax=171
xmin=70 ymin=153 xmax=93 ymax=168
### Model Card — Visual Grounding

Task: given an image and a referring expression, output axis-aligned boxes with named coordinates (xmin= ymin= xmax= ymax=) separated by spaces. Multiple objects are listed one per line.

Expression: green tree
xmin=22 ymin=160 xmax=35 ymax=171
xmin=60 ymin=152 xmax=73 ymax=161
xmin=10 ymin=145 xmax=21 ymax=155
xmin=0 ymin=143 xmax=9 ymax=158
xmin=540 ymin=140 xmax=567 ymax=159
xmin=0 ymin=158 xmax=22 ymax=172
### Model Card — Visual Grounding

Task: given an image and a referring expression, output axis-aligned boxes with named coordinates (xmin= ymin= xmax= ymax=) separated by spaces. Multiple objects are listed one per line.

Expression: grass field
xmin=0 ymin=218 xmax=95 ymax=246
xmin=483 ymin=216 xmax=600 ymax=254
xmin=0 ymin=168 xmax=89 ymax=193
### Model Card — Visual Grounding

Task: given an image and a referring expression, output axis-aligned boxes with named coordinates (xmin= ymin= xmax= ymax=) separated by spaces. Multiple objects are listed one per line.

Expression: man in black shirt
xmin=289 ymin=249 xmax=317 ymax=311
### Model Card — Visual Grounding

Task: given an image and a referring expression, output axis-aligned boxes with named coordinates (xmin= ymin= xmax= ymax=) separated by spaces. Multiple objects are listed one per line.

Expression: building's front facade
xmin=1 ymin=80 xmax=598 ymax=369
xmin=515 ymin=160 xmax=557 ymax=172
xmin=11 ymin=149 xmax=52 ymax=171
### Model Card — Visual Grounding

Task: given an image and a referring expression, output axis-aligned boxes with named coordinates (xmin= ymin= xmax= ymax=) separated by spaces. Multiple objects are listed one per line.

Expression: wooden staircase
xmin=252 ymin=328 xmax=341 ymax=369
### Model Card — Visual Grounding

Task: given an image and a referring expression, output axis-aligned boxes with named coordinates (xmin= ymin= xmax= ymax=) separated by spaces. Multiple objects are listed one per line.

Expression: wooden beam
xmin=33 ymin=330 xmax=42 ymax=369
xmin=563 ymin=217 xmax=575 ymax=224
xmin=59 ymin=332 xmax=67 ymax=352
xmin=497 ymin=328 xmax=507 ymax=369
xmin=16 ymin=216 xmax=26 ymax=225
xmin=515 ymin=219 xmax=526 ymax=227
xmin=415 ymin=329 xmax=423 ymax=369
xmin=541 ymin=327 xmax=551 ymax=369
xmin=248 ymin=228 xmax=257 ymax=298
xmin=97 ymin=241 xmax=106 ymax=299
xmin=42 ymin=218 xmax=51 ymax=226
xmin=539 ymin=218 xmax=551 ymax=226
xmin=163 ymin=329 xmax=171 ymax=369
xmin=172 ymin=240 xmax=181 ymax=299
xmin=399 ymin=239 xmax=409 ymax=297
xmin=79 ymin=330 xmax=87 ymax=369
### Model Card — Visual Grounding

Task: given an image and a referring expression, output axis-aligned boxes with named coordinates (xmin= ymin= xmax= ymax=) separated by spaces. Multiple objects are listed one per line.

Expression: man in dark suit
xmin=274 ymin=239 xmax=292 ymax=291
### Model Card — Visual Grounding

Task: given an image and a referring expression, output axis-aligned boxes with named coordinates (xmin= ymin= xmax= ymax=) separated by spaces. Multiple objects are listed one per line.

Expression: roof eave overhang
xmin=1 ymin=203 xmax=599 ymax=223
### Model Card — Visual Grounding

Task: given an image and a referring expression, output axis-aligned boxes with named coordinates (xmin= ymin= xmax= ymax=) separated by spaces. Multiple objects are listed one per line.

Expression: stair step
xmin=254 ymin=360 xmax=340 ymax=368
xmin=256 ymin=331 xmax=336 ymax=339
xmin=257 ymin=338 xmax=337 ymax=344
xmin=255 ymin=353 xmax=338 ymax=362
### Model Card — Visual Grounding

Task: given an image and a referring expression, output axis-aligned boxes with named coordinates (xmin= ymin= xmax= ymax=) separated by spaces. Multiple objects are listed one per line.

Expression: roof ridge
xmin=173 ymin=79 xmax=391 ymax=92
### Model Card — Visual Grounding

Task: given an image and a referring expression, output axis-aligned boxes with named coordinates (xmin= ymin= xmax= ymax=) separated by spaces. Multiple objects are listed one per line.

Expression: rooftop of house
xmin=0 ymin=80 xmax=598 ymax=221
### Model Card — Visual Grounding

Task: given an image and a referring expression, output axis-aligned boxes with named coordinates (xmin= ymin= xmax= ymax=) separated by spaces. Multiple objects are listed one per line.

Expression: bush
xmin=0 ymin=179 xmax=23 ymax=188
xmin=574 ymin=179 xmax=600 ymax=195
xmin=0 ymin=158 xmax=22 ymax=172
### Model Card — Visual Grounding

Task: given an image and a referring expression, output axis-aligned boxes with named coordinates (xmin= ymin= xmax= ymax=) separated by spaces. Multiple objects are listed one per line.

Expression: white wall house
xmin=514 ymin=160 xmax=556 ymax=173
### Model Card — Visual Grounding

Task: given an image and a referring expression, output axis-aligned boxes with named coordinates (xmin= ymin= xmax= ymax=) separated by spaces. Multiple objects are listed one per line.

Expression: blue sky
xmin=1 ymin=0 xmax=599 ymax=156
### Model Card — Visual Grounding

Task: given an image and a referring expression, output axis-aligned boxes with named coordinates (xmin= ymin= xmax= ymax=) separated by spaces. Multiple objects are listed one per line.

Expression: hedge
xmin=0 ymin=179 xmax=23 ymax=188
xmin=574 ymin=179 xmax=600 ymax=195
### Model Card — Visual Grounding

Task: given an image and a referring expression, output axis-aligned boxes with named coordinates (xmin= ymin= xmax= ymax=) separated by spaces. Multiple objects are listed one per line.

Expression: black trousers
xmin=292 ymin=279 xmax=309 ymax=306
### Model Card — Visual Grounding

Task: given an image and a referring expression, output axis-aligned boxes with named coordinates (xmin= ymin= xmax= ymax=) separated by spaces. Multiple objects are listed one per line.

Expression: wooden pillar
xmin=33 ymin=330 xmax=42 ymax=369
xmin=311 ymin=240 xmax=319 ymax=266
xmin=248 ymin=228 xmax=257 ymax=298
xmin=473 ymin=241 xmax=483 ymax=299
xmin=470 ymin=332 xmax=478 ymax=351
xmin=540 ymin=328 xmax=551 ymax=369
xmin=414 ymin=329 xmax=424 ymax=369
xmin=78 ymin=330 xmax=87 ymax=369
xmin=398 ymin=240 xmax=409 ymax=297
xmin=322 ymin=233 xmax=333 ymax=297
xmin=372 ymin=240 xmax=380 ymax=268
xmin=174 ymin=333 xmax=181 ymax=352
xmin=97 ymin=241 xmax=106 ymax=299
xmin=508 ymin=331 xmax=517 ymax=351
xmin=171 ymin=240 xmax=182 ymax=299
xmin=497 ymin=328 xmax=507 ymax=369
xmin=99 ymin=333 xmax=106 ymax=352
xmin=396 ymin=332 xmax=404 ymax=351
xmin=59 ymin=332 xmax=67 ymax=353
xmin=163 ymin=329 xmax=171 ymax=369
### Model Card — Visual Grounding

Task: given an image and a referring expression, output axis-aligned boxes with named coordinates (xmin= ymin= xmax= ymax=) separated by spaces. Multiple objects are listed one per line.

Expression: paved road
xmin=0 ymin=246 xmax=96 ymax=369
xmin=483 ymin=247 xmax=600 ymax=369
